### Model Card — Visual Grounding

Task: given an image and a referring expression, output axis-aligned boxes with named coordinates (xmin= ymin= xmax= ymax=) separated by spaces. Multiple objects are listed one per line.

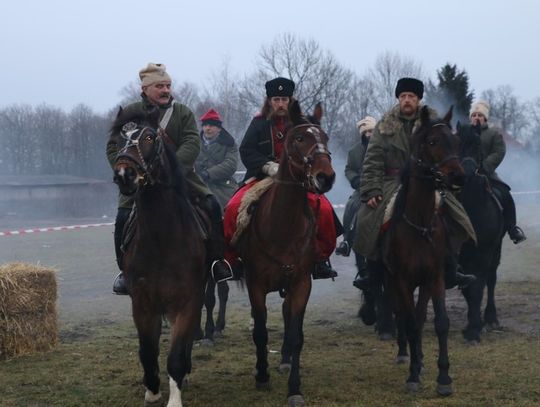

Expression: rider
xmin=336 ymin=116 xmax=376 ymax=257
xmin=195 ymin=108 xmax=239 ymax=211
xmin=223 ymin=77 xmax=341 ymax=280
xmin=462 ymin=100 xmax=526 ymax=244
xmin=106 ymin=63 xmax=233 ymax=295
xmin=352 ymin=77 xmax=477 ymax=297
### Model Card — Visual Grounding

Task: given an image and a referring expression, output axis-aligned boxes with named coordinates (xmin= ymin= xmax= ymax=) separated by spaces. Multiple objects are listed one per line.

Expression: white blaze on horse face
xmin=167 ymin=376 xmax=183 ymax=407
xmin=306 ymin=126 xmax=327 ymax=154
xmin=144 ymin=388 xmax=162 ymax=404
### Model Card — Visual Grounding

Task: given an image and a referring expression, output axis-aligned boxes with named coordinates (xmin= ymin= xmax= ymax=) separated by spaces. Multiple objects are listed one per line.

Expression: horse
xmin=457 ymin=123 xmax=505 ymax=344
xmin=235 ymin=100 xmax=335 ymax=407
xmin=112 ymin=107 xmax=207 ymax=407
xmin=382 ymin=106 xmax=464 ymax=395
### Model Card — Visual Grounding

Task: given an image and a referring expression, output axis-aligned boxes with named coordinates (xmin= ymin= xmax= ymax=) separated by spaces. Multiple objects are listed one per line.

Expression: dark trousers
xmin=491 ymin=180 xmax=517 ymax=231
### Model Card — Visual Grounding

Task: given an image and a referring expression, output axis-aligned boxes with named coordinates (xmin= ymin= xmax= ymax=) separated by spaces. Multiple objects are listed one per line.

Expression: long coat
xmin=239 ymin=116 xmax=275 ymax=182
xmin=353 ymin=105 xmax=476 ymax=260
xmin=106 ymin=97 xmax=211 ymax=208
xmin=195 ymin=128 xmax=239 ymax=210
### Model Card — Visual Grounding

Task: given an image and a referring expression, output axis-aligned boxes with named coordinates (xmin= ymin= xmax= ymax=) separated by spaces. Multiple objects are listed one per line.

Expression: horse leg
xmin=484 ymin=251 xmax=502 ymax=330
xmin=284 ymin=281 xmax=311 ymax=407
xmin=132 ymin=303 xmax=163 ymax=407
xmin=376 ymin=285 xmax=396 ymax=341
xmin=432 ymin=282 xmax=453 ymax=396
xmin=461 ymin=276 xmax=485 ymax=344
xmin=415 ymin=288 xmax=430 ymax=375
xmin=250 ymin=289 xmax=270 ymax=389
xmin=280 ymin=296 xmax=292 ymax=373
xmin=202 ymin=279 xmax=216 ymax=345
xmin=215 ymin=281 xmax=229 ymax=335
xmin=167 ymin=301 xmax=202 ymax=407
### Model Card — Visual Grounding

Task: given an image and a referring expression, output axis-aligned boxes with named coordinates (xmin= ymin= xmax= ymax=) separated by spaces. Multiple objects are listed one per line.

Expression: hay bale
xmin=0 ymin=262 xmax=58 ymax=359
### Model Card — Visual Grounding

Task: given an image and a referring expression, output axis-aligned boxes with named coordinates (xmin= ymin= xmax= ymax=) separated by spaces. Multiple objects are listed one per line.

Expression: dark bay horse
xmin=236 ymin=100 xmax=335 ymax=407
xmin=383 ymin=106 xmax=464 ymax=396
xmin=112 ymin=108 xmax=207 ymax=407
xmin=457 ymin=123 xmax=505 ymax=343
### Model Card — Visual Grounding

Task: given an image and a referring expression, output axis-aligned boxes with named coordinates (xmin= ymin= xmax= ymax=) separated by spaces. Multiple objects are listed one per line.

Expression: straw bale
xmin=0 ymin=262 xmax=58 ymax=359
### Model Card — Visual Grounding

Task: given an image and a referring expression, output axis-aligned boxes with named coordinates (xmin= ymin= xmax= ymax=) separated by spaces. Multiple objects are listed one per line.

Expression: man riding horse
xmin=458 ymin=100 xmax=526 ymax=244
xmin=106 ymin=63 xmax=233 ymax=295
xmin=353 ymin=78 xmax=477 ymax=316
xmin=223 ymin=77 xmax=342 ymax=279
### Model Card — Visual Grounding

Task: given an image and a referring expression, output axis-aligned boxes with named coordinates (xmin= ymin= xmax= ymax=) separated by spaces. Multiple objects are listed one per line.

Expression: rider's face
xmin=202 ymin=124 xmax=221 ymax=139
xmin=270 ymin=96 xmax=290 ymax=116
xmin=398 ymin=92 xmax=420 ymax=116
xmin=470 ymin=112 xmax=486 ymax=126
xmin=143 ymin=81 xmax=172 ymax=106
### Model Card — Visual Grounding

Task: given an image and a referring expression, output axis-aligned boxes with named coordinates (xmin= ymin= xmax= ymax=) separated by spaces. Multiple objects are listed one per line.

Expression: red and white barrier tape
xmin=0 ymin=222 xmax=114 ymax=237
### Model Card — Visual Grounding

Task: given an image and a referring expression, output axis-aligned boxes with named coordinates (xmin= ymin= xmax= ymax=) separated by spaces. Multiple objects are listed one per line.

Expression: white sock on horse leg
xmin=167 ymin=376 xmax=183 ymax=407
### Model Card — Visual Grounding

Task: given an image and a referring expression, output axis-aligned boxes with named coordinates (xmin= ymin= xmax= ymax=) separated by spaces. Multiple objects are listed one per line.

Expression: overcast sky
xmin=2 ymin=0 xmax=538 ymax=114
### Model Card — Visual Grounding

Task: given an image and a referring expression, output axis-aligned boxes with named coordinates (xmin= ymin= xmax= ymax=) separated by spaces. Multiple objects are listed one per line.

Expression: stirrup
xmin=335 ymin=241 xmax=351 ymax=256
xmin=112 ymin=272 xmax=129 ymax=296
xmin=211 ymin=259 xmax=233 ymax=283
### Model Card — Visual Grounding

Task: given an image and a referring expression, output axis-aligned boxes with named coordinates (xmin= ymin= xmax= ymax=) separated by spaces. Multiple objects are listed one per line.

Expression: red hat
xmin=200 ymin=109 xmax=222 ymax=126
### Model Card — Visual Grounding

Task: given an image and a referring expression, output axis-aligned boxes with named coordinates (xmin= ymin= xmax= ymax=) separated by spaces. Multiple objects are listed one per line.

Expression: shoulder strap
xmin=159 ymin=100 xmax=175 ymax=129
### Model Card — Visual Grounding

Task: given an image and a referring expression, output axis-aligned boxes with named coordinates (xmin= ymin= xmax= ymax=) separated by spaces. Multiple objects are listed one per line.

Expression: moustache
xmin=159 ymin=93 xmax=170 ymax=98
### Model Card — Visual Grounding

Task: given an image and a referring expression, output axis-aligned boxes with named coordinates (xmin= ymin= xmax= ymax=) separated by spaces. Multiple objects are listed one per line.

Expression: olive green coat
xmin=461 ymin=123 xmax=506 ymax=177
xmin=106 ymin=97 xmax=211 ymax=208
xmin=353 ymin=105 xmax=476 ymax=260
xmin=195 ymin=128 xmax=239 ymax=210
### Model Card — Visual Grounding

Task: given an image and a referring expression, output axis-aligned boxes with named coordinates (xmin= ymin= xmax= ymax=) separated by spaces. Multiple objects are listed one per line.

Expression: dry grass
xmin=0 ymin=262 xmax=58 ymax=359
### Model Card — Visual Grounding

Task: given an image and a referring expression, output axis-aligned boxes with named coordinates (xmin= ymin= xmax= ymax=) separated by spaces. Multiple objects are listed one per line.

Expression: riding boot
xmin=444 ymin=252 xmax=476 ymax=289
xmin=353 ymin=258 xmax=378 ymax=290
xmin=335 ymin=240 xmax=351 ymax=256
xmin=112 ymin=207 xmax=131 ymax=295
xmin=204 ymin=195 xmax=233 ymax=283
xmin=500 ymin=189 xmax=526 ymax=244
xmin=312 ymin=259 xmax=338 ymax=280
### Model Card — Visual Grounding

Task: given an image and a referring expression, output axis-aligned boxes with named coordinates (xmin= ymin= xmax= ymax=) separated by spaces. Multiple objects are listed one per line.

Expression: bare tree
xmin=0 ymin=104 xmax=37 ymax=174
xmin=366 ymin=51 xmax=424 ymax=116
xmin=481 ymin=86 xmax=528 ymax=141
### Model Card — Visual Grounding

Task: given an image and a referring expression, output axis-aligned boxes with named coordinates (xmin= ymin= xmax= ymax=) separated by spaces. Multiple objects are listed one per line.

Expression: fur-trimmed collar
xmin=377 ymin=104 xmax=438 ymax=137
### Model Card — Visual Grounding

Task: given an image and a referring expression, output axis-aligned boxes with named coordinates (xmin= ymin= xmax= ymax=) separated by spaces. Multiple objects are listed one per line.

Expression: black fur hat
xmin=395 ymin=77 xmax=424 ymax=99
xmin=265 ymin=77 xmax=295 ymax=98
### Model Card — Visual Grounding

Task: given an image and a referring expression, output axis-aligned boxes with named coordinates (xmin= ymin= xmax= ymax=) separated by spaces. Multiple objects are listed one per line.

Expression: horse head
xmin=111 ymin=107 xmax=167 ymax=196
xmin=411 ymin=105 xmax=465 ymax=191
xmin=456 ymin=121 xmax=483 ymax=178
xmin=281 ymin=100 xmax=335 ymax=194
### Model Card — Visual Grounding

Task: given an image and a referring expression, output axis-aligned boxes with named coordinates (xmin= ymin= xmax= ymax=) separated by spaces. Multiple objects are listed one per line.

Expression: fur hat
xmin=395 ymin=77 xmax=424 ymax=99
xmin=356 ymin=116 xmax=377 ymax=135
xmin=469 ymin=100 xmax=490 ymax=120
xmin=265 ymin=77 xmax=295 ymax=98
xmin=200 ymin=109 xmax=222 ymax=127
xmin=139 ymin=63 xmax=171 ymax=87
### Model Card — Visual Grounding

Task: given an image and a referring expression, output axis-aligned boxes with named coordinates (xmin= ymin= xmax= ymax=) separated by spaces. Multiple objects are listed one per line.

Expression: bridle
xmin=279 ymin=123 xmax=331 ymax=191
xmin=116 ymin=121 xmax=164 ymax=187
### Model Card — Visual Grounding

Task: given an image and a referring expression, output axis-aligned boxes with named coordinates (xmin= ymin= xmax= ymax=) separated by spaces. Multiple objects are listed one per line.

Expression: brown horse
xmin=236 ymin=100 xmax=335 ymax=406
xmin=383 ymin=106 xmax=464 ymax=396
xmin=112 ymin=108 xmax=206 ymax=407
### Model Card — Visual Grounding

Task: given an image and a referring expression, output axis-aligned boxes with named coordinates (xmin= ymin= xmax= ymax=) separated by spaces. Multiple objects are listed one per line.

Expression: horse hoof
xmin=437 ymin=383 xmax=453 ymax=396
xmin=278 ymin=363 xmax=291 ymax=374
xmin=256 ymin=380 xmax=271 ymax=391
xmin=486 ymin=323 xmax=503 ymax=332
xmin=406 ymin=382 xmax=420 ymax=392
xmin=200 ymin=338 xmax=214 ymax=347
xmin=288 ymin=394 xmax=305 ymax=407
xmin=395 ymin=355 xmax=409 ymax=364
xmin=378 ymin=332 xmax=393 ymax=341
xmin=144 ymin=396 xmax=164 ymax=407
xmin=214 ymin=329 xmax=224 ymax=338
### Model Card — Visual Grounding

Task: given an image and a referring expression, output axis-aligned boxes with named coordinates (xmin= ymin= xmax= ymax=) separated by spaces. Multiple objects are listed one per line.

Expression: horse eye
xmin=145 ymin=135 xmax=154 ymax=142
xmin=295 ymin=136 xmax=303 ymax=142
xmin=428 ymin=140 xmax=436 ymax=146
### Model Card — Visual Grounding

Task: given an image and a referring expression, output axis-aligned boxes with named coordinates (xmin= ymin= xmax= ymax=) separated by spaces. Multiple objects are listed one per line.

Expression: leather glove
xmin=262 ymin=162 xmax=279 ymax=177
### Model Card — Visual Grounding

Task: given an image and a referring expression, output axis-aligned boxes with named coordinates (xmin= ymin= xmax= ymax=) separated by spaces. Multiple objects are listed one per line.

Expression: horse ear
xmin=420 ymin=105 xmax=431 ymax=126
xmin=289 ymin=99 xmax=303 ymax=125
xmin=116 ymin=106 xmax=124 ymax=118
xmin=456 ymin=120 xmax=462 ymax=132
xmin=443 ymin=105 xmax=453 ymax=125
xmin=312 ymin=102 xmax=323 ymax=124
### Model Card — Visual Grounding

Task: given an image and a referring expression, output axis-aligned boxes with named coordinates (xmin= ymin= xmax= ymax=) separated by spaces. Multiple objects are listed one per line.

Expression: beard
xmin=270 ymin=108 xmax=290 ymax=122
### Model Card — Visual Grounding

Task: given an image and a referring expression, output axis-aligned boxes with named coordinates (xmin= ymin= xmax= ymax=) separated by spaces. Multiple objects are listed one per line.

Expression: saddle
xmin=231 ymin=178 xmax=274 ymax=246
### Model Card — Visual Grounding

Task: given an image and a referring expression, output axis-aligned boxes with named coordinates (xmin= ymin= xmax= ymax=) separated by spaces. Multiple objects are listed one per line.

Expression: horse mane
xmin=110 ymin=106 xmax=160 ymax=134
